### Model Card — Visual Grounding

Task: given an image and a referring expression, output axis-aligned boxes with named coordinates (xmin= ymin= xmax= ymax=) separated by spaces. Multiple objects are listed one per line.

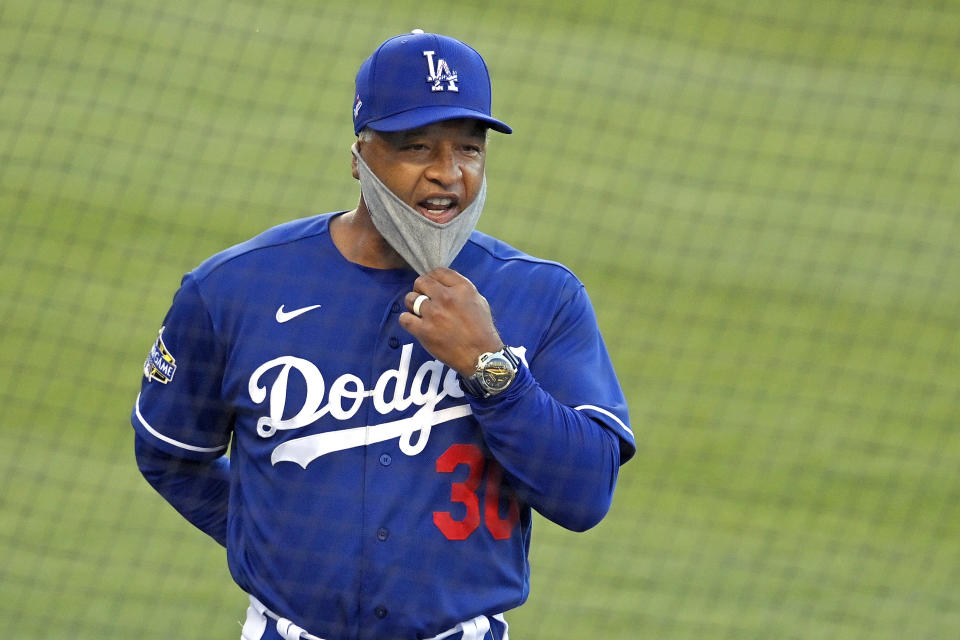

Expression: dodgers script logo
xmin=248 ymin=343 xmax=527 ymax=469
xmin=423 ymin=50 xmax=458 ymax=92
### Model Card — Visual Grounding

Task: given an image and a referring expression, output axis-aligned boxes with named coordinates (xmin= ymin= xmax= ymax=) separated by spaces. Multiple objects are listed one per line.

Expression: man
xmin=132 ymin=30 xmax=635 ymax=640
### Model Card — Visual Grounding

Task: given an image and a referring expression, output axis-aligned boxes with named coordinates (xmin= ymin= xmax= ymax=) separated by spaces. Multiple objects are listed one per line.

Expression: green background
xmin=1 ymin=1 xmax=958 ymax=638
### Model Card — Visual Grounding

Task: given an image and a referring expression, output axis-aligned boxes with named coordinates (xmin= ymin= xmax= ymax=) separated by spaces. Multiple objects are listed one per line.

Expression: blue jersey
xmin=132 ymin=212 xmax=634 ymax=639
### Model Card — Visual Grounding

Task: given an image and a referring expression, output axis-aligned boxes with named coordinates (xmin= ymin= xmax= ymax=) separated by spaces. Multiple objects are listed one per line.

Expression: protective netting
xmin=1 ymin=1 xmax=958 ymax=638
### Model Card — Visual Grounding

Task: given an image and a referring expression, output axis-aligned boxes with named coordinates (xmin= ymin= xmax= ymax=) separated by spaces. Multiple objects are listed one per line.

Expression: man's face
xmin=356 ymin=119 xmax=487 ymax=225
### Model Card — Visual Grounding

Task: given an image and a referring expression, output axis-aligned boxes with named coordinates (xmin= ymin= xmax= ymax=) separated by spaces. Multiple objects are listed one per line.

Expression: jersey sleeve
xmin=468 ymin=276 xmax=635 ymax=531
xmin=529 ymin=280 xmax=635 ymax=459
xmin=131 ymin=273 xmax=232 ymax=460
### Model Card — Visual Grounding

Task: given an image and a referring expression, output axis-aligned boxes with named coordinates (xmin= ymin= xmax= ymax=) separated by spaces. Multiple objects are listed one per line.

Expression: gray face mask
xmin=352 ymin=143 xmax=486 ymax=275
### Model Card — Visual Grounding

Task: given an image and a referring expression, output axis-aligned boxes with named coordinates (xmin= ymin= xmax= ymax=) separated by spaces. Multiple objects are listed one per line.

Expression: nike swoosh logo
xmin=275 ymin=304 xmax=322 ymax=323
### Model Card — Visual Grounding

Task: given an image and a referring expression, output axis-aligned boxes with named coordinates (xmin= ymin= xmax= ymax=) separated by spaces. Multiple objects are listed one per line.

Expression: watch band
xmin=458 ymin=373 xmax=486 ymax=398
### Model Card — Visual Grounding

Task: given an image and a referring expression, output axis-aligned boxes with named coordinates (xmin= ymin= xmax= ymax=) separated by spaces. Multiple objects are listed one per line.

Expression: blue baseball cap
xmin=353 ymin=30 xmax=512 ymax=135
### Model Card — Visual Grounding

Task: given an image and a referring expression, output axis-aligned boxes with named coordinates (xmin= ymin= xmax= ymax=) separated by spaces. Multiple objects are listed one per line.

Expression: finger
xmin=412 ymin=272 xmax=442 ymax=298
xmin=404 ymin=291 xmax=418 ymax=310
xmin=397 ymin=309 xmax=426 ymax=337
xmin=422 ymin=267 xmax=474 ymax=289
xmin=398 ymin=309 xmax=419 ymax=329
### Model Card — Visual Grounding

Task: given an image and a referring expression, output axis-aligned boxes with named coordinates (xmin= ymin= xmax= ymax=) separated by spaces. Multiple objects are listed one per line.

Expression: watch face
xmin=480 ymin=355 xmax=515 ymax=391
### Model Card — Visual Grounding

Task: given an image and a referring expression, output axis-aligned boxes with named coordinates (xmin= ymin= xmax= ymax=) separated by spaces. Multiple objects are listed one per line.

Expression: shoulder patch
xmin=144 ymin=326 xmax=177 ymax=384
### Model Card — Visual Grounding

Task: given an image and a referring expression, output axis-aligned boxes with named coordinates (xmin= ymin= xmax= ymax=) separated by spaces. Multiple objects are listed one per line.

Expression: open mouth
xmin=417 ymin=196 xmax=460 ymax=223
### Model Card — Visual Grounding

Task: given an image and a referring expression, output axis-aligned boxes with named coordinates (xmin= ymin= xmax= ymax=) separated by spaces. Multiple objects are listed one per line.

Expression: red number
xmin=433 ymin=444 xmax=519 ymax=541
xmin=433 ymin=444 xmax=484 ymax=540
xmin=484 ymin=459 xmax=520 ymax=540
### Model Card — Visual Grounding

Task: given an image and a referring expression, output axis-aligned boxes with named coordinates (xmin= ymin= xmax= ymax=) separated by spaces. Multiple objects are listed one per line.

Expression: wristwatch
xmin=459 ymin=346 xmax=521 ymax=398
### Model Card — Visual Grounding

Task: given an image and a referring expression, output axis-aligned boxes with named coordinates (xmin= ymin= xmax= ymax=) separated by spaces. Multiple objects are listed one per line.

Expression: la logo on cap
xmin=423 ymin=50 xmax=458 ymax=93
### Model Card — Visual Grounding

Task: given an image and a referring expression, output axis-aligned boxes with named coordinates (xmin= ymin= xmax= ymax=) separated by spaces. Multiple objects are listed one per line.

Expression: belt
xmin=242 ymin=594 xmax=507 ymax=640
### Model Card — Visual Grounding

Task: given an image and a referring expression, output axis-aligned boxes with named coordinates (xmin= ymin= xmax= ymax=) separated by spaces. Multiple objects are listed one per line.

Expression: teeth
xmin=424 ymin=197 xmax=453 ymax=207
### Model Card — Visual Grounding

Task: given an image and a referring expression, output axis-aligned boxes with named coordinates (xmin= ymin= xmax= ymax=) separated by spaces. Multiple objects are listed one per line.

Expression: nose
xmin=423 ymin=144 xmax=462 ymax=187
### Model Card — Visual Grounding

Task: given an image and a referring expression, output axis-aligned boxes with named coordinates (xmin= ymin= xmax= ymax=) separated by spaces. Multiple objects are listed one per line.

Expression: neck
xmin=330 ymin=202 xmax=410 ymax=270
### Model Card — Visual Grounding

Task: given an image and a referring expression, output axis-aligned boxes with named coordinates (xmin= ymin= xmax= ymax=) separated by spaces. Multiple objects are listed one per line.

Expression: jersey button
xmin=388 ymin=336 xmax=400 ymax=349
xmin=374 ymin=606 xmax=388 ymax=619
xmin=379 ymin=453 xmax=392 ymax=466
xmin=377 ymin=527 xmax=389 ymax=541
xmin=391 ymin=302 xmax=402 ymax=313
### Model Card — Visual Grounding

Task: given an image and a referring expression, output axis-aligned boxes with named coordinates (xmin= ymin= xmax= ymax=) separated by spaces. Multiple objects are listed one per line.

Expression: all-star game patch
xmin=144 ymin=326 xmax=177 ymax=384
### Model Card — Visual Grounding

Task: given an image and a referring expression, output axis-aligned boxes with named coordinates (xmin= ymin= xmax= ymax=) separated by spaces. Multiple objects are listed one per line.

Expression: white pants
xmin=241 ymin=594 xmax=508 ymax=640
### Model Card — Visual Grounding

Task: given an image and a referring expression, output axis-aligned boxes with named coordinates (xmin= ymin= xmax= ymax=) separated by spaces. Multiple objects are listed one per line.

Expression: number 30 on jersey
xmin=433 ymin=444 xmax=520 ymax=541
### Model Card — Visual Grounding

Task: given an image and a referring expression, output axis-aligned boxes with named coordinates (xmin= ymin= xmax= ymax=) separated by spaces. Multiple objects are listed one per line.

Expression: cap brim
xmin=365 ymin=106 xmax=512 ymax=134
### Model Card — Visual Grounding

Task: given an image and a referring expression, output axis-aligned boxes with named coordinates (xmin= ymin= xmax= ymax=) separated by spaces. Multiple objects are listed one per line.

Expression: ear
xmin=351 ymin=142 xmax=360 ymax=180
